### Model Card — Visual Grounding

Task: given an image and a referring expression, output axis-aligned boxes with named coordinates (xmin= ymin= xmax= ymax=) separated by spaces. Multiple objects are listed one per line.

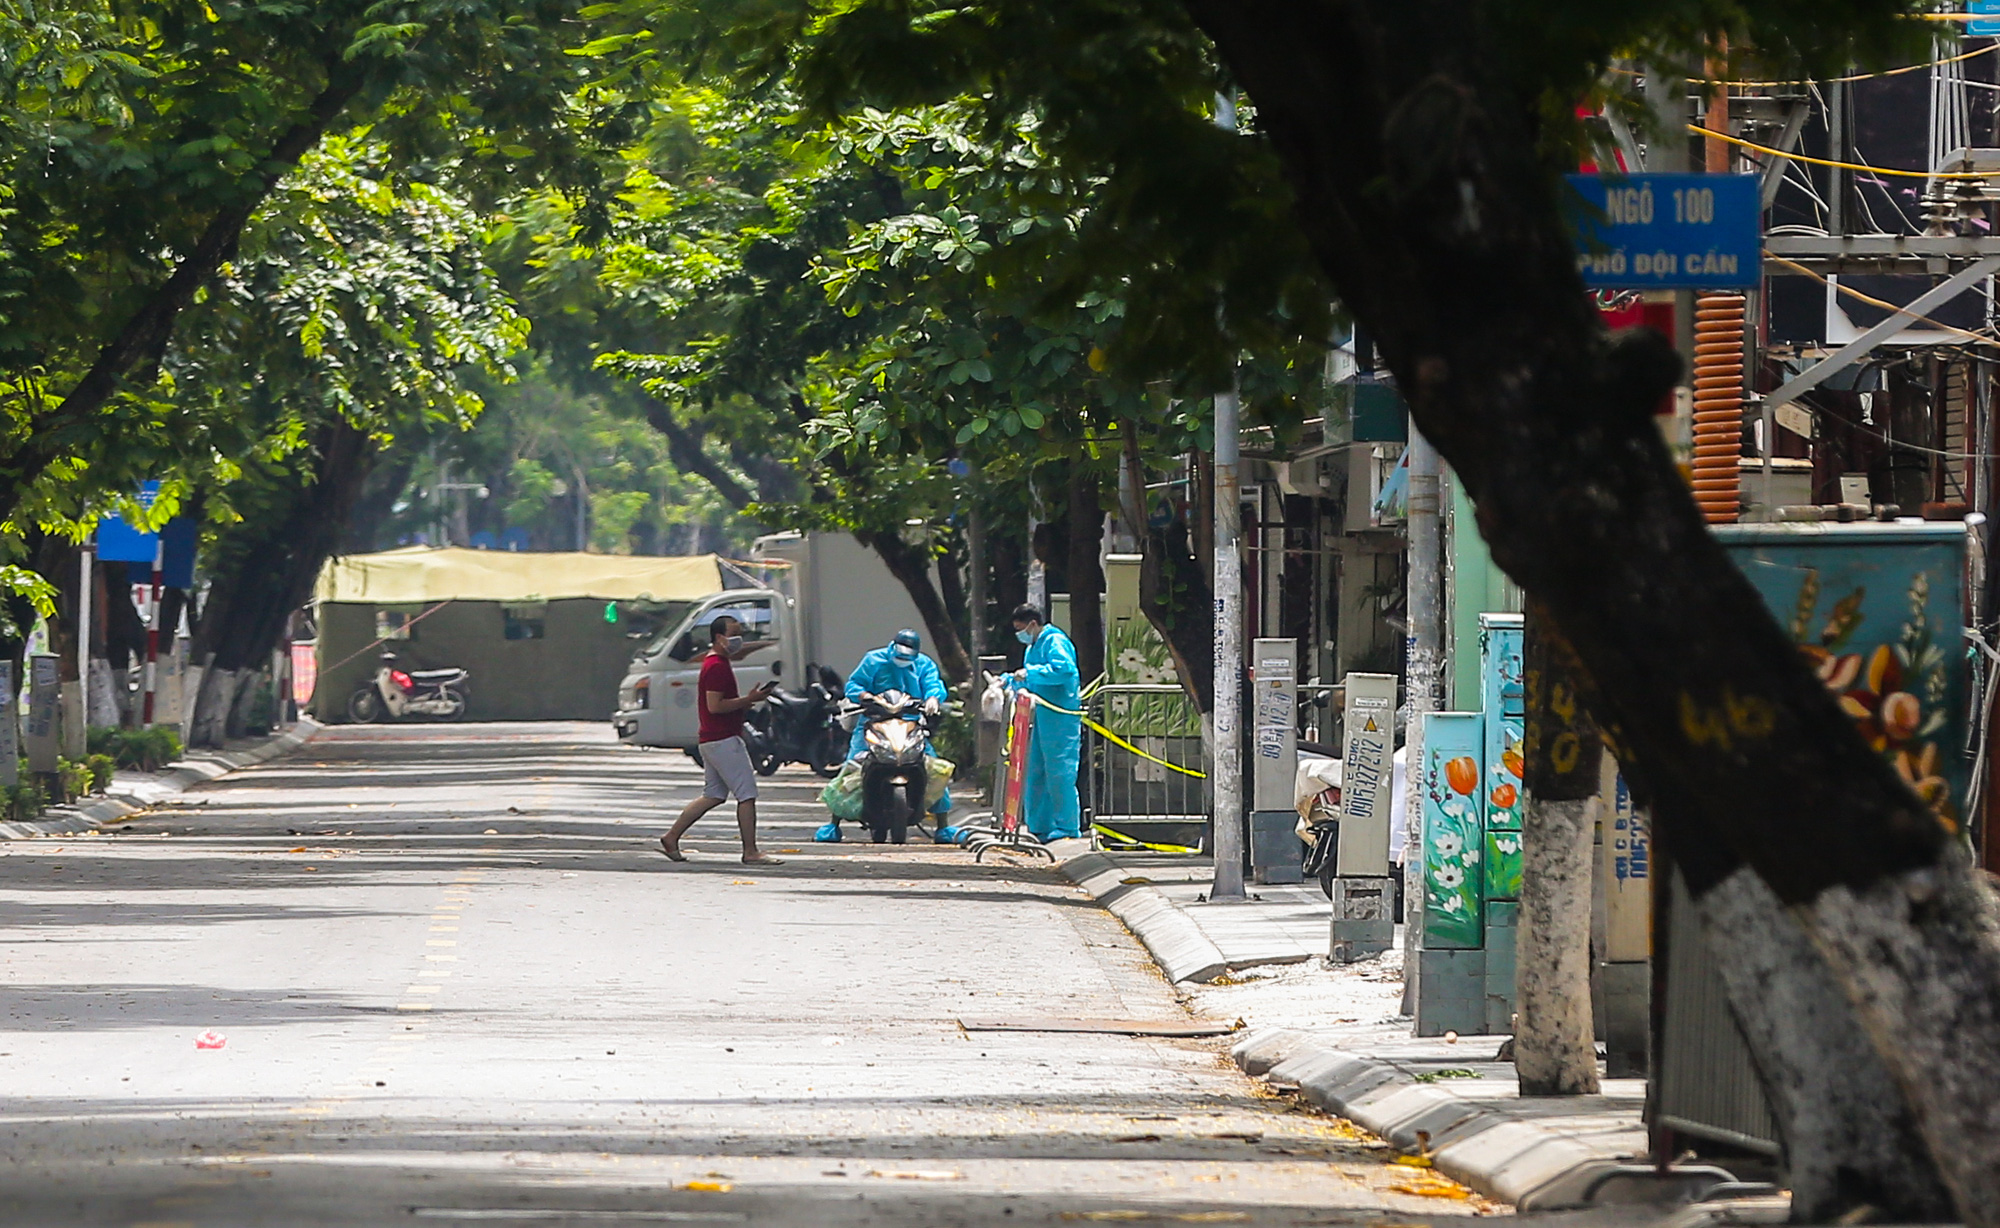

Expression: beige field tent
xmin=312 ymin=547 xmax=727 ymax=722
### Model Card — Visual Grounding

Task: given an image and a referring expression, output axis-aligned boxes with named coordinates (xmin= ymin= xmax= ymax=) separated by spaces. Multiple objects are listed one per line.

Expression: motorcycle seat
xmin=408 ymin=668 xmax=465 ymax=682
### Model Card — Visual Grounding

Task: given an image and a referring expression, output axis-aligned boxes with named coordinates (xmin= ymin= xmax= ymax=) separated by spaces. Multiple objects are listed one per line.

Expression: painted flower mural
xmin=1791 ymin=569 xmax=1959 ymax=832
xmin=1422 ymin=716 xmax=1486 ymax=949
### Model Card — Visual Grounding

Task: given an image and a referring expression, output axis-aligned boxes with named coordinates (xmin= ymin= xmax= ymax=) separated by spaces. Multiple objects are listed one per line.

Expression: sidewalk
xmin=0 ymin=717 xmax=321 ymax=839
xmin=1062 ymin=846 xmax=1717 ymax=1215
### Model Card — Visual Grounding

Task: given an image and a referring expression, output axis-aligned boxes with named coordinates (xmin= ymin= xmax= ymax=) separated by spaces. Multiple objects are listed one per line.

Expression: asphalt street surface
xmin=0 ymin=722 xmax=1630 ymax=1226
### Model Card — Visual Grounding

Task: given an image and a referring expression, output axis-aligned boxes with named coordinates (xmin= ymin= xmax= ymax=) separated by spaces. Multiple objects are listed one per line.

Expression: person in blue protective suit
xmin=1008 ymin=603 xmax=1082 ymax=841
xmin=814 ymin=629 xmax=952 ymax=842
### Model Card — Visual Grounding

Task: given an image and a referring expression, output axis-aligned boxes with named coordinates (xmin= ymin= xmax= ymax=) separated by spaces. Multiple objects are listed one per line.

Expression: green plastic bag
xmin=923 ymin=754 xmax=956 ymax=808
xmin=820 ymin=760 xmax=864 ymax=821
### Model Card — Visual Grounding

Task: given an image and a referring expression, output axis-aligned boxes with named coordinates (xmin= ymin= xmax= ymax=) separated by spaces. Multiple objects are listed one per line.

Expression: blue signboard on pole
xmin=94 ymin=480 xmax=198 ymax=585
xmin=1567 ymin=173 xmax=1761 ymax=289
xmin=1972 ymin=0 xmax=2000 ymax=37
xmin=94 ymin=481 xmax=163 ymax=564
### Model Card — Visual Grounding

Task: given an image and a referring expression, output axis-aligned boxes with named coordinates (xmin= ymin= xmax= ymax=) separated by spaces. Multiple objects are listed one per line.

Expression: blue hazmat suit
xmin=845 ymin=643 xmax=952 ymax=814
xmin=1014 ymin=624 xmax=1081 ymax=840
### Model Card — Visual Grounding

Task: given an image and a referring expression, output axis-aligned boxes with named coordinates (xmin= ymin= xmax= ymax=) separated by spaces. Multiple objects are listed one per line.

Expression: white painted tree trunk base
xmin=1514 ymin=794 xmax=1599 ymax=1096
xmin=1697 ymin=868 xmax=1950 ymax=1220
xmin=1804 ymin=862 xmax=2000 ymax=1225
xmin=187 ymin=666 xmax=240 ymax=750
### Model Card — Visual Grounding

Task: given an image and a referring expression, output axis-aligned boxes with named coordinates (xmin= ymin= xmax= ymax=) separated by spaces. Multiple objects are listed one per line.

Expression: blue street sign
xmin=95 ymin=481 xmax=196 ymax=584
xmin=1567 ymin=173 xmax=1761 ymax=289
xmin=1973 ymin=0 xmax=2000 ymax=37
xmin=159 ymin=516 xmax=197 ymax=588
xmin=95 ymin=481 xmax=163 ymax=564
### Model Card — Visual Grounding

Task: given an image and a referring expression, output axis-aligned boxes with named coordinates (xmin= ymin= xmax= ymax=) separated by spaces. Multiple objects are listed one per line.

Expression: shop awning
xmin=316 ymin=547 xmax=726 ymax=605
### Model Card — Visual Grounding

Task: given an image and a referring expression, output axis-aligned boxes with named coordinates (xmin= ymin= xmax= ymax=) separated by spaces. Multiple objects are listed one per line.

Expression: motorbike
xmin=346 ymin=652 xmax=469 ymax=723
xmin=744 ymin=666 xmax=845 ymax=778
xmin=845 ymin=689 xmax=941 ymax=844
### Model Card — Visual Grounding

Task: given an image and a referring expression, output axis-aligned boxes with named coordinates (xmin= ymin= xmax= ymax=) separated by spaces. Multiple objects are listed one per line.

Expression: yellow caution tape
xmin=1018 ymin=688 xmax=1088 ymax=717
xmin=1092 ymin=822 xmax=1202 ymax=854
xmin=1084 ymin=717 xmax=1208 ymax=778
xmin=1015 ymin=687 xmax=1208 ymax=778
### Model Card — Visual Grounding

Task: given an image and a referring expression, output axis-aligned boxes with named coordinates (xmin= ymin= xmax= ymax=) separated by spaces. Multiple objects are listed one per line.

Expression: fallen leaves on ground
xmin=864 ymin=1169 xmax=961 ymax=1181
xmin=1389 ymin=1153 xmax=1435 ymax=1168
xmin=1321 ymin=1117 xmax=1381 ymax=1144
xmin=684 ymin=1180 xmax=733 ymax=1193
xmin=1060 ymin=1214 xmax=1250 ymax=1223
xmin=1387 ymin=1172 xmax=1474 ymax=1199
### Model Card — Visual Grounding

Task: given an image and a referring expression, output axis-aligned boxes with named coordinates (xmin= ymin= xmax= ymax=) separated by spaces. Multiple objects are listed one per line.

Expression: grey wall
xmin=312 ymin=599 xmax=652 ymax=722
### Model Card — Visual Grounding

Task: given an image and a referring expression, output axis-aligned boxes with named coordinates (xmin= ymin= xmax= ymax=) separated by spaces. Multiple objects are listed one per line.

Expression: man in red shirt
xmin=659 ymin=615 xmax=782 ymax=864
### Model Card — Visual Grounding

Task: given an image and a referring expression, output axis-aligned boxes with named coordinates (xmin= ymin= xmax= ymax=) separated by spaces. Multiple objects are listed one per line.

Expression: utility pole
xmin=1208 ymin=91 xmax=1248 ymax=903
xmin=1399 ymin=424 xmax=1442 ymax=1011
xmin=73 ymin=546 xmax=92 ymax=753
xmin=1026 ymin=500 xmax=1046 ymax=614
xmin=140 ymin=537 xmax=163 ymax=725
xmin=966 ymin=482 xmax=987 ymax=660
xmin=1212 ymin=375 xmax=1246 ymax=901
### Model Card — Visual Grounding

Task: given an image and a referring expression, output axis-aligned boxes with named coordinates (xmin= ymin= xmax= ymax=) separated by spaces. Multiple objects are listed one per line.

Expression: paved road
xmin=0 ymin=722 xmax=1520 ymax=1226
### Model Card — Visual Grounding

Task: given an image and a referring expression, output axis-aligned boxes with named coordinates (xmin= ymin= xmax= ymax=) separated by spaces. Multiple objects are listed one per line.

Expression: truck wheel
xmin=346 ymin=688 xmax=382 ymax=724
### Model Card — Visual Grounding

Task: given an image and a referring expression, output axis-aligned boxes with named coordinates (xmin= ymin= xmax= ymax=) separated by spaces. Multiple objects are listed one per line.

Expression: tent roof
xmin=316 ymin=547 xmax=725 ymax=605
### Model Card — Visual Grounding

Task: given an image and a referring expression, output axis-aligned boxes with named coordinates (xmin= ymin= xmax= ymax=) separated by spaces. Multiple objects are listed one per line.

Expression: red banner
xmin=999 ymin=690 xmax=1035 ymax=835
xmin=289 ymin=641 xmax=318 ymax=707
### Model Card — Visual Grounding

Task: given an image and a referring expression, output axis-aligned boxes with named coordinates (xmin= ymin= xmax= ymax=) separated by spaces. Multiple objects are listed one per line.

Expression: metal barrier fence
xmin=1085 ymin=683 xmax=1209 ymax=851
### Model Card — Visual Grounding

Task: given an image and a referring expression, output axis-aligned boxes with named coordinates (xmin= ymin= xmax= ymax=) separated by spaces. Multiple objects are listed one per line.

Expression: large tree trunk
xmin=1184 ymin=4 xmax=2000 ymax=1219
xmin=852 ymin=528 xmax=974 ymax=687
xmin=1067 ymin=466 xmax=1105 ymax=685
xmin=1695 ymin=866 xmax=1955 ymax=1221
xmin=990 ymin=517 xmax=1028 ymax=666
xmin=188 ymin=421 xmax=373 ymax=745
xmin=1120 ymin=434 xmax=1214 ymax=711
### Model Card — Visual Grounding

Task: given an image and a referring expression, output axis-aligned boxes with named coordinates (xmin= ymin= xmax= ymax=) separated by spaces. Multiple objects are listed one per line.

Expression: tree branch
xmin=641 ymin=399 xmax=759 ymax=510
xmin=3 ymin=53 xmax=370 ymax=500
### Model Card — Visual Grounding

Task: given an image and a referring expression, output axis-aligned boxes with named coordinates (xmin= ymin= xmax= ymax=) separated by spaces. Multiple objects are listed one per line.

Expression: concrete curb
xmin=0 ymin=718 xmax=322 ymax=840
xmin=1231 ymin=1028 xmax=1643 ymax=1212
xmin=1061 ymin=851 xmax=1231 ymax=984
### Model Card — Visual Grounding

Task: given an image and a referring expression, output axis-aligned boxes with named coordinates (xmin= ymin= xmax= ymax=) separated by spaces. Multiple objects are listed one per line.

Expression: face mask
xmin=724 ymin=635 xmax=744 ymax=654
xmin=1016 ymin=627 xmax=1037 ymax=645
xmin=893 ymin=646 xmax=916 ymax=663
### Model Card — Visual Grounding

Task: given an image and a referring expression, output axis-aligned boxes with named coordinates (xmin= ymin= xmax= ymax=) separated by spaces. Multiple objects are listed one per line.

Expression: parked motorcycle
xmin=744 ymin=666 xmax=845 ymax=778
xmin=346 ymin=653 xmax=469 ymax=723
xmin=846 ymin=689 xmax=941 ymax=844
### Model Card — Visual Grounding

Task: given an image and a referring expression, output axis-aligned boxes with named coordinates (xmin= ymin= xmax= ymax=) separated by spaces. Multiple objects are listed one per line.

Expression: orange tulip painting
xmin=1444 ymin=755 xmax=1478 ymax=797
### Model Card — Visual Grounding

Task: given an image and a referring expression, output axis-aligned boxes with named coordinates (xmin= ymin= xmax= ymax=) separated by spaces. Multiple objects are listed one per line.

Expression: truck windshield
xmin=650 ymin=597 xmax=775 ymax=663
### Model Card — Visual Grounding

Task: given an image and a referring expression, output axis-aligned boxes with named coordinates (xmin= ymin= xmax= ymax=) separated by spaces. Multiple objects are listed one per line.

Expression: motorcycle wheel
xmin=809 ymin=728 xmax=843 ymax=778
xmin=346 ymin=688 xmax=383 ymax=724
xmin=888 ymin=777 xmax=922 ymax=845
xmin=747 ymin=730 xmax=780 ymax=777
xmin=863 ymin=772 xmax=893 ymax=844
xmin=432 ymin=688 xmax=467 ymax=721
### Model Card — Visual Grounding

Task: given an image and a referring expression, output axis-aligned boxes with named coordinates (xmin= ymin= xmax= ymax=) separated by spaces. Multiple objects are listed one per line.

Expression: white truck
xmin=611 ymin=531 xmax=933 ymax=751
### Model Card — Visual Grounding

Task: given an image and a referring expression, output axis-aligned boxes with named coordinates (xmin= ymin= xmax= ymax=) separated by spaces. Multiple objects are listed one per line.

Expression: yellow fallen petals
xmin=684 ymin=1180 xmax=733 ymax=1193
xmin=1387 ymin=1174 xmax=1474 ymax=1199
